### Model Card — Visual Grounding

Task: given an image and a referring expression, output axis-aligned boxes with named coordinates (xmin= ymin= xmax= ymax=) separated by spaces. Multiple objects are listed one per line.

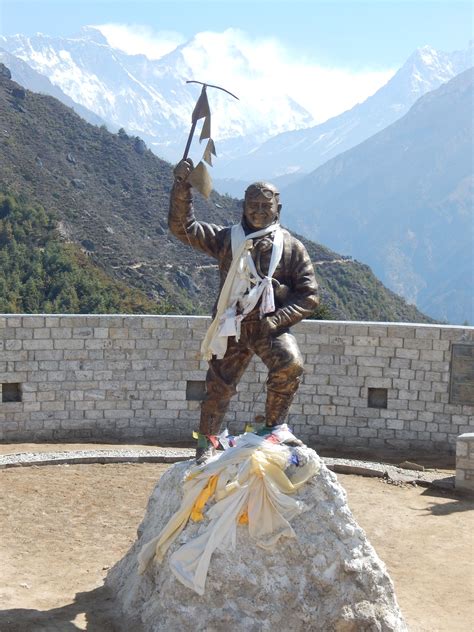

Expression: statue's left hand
xmin=173 ymin=159 xmax=194 ymax=183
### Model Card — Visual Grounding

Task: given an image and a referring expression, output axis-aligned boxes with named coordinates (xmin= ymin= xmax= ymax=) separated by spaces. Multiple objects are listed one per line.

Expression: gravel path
xmin=0 ymin=445 xmax=454 ymax=488
xmin=0 ymin=447 xmax=194 ymax=467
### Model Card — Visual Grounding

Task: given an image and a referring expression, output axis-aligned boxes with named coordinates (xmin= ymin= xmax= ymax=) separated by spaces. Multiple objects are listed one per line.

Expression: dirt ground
xmin=0 ymin=456 xmax=472 ymax=632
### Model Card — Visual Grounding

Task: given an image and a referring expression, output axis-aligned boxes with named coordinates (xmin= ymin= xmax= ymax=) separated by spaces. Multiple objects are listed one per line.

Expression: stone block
xmin=337 ymin=386 xmax=361 ymax=397
xmin=336 ymin=426 xmax=358 ymax=437
xmin=396 ymin=348 xmax=420 ymax=360
xmin=345 ymin=324 xmax=369 ymax=335
xmin=406 ymin=399 xmax=425 ymax=411
xmin=357 ymin=366 xmax=383 ymax=378
xmin=432 ymin=340 xmax=450 ymax=351
xmin=320 ymin=404 xmax=337 ymax=416
xmin=404 ymin=338 xmax=432 ymax=350
xmin=431 ymin=432 xmax=448 ymax=441
xmin=353 ymin=336 xmax=379 ymax=346
xmin=336 ymin=406 xmax=354 ymax=416
xmin=420 ymin=349 xmax=445 ymax=362
xmin=33 ymin=328 xmax=52 ymax=340
xmin=51 ymin=327 xmax=72 ymax=340
xmin=398 ymin=410 xmax=418 ymax=421
xmin=411 ymin=360 xmax=433 ymax=371
xmin=317 ymin=426 xmax=337 ymax=436
xmin=328 ymin=335 xmax=353 ymax=345
xmin=13 ymin=328 xmax=34 ymax=340
xmin=22 ymin=316 xmax=45 ymax=328
xmin=22 ymin=339 xmax=53 ymax=351
xmin=386 ymin=399 xmax=408 ymax=410
xmin=419 ymin=391 xmax=435 ymax=402
xmin=302 ymin=404 xmax=320 ymax=415
xmin=409 ymin=380 xmax=432 ymax=391
xmin=375 ymin=347 xmax=396 ymax=358
xmin=356 ymin=356 xmax=388 ymax=367
xmin=41 ymin=401 xmax=65 ymax=412
xmin=417 ymin=411 xmax=434 ymax=422
xmin=390 ymin=358 xmax=410 ymax=369
xmin=53 ymin=339 xmax=85 ymax=350
xmin=345 ymin=345 xmax=376 ymax=357
xmin=415 ymin=326 xmax=440 ymax=339
xmin=111 ymin=339 xmax=136 ymax=351
xmin=59 ymin=316 xmax=87 ymax=327
xmin=388 ymin=325 xmax=414 ymax=338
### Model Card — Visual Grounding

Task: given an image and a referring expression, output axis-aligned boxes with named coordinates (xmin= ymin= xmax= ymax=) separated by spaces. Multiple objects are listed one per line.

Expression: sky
xmin=0 ymin=0 xmax=472 ymax=122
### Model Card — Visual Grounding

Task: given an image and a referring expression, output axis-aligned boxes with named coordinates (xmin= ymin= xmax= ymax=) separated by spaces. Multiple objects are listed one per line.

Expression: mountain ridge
xmin=281 ymin=68 xmax=474 ymax=324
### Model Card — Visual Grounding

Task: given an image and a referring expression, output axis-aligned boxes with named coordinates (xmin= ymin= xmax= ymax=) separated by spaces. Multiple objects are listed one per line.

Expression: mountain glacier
xmin=0 ymin=27 xmax=314 ymax=163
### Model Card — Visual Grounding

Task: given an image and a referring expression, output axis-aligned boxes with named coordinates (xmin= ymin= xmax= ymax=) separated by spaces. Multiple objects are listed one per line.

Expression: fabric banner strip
xmin=137 ymin=432 xmax=319 ymax=595
xmin=201 ymin=223 xmax=283 ymax=361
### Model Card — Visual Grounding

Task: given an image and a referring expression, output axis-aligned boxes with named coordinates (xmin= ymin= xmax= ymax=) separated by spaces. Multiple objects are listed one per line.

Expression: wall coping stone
xmin=1 ymin=313 xmax=472 ymax=330
xmin=457 ymin=433 xmax=474 ymax=440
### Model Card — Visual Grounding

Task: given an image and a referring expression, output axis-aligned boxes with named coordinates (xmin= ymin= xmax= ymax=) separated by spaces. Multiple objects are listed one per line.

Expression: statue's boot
xmin=195 ymin=443 xmax=216 ymax=465
xmin=195 ymin=409 xmax=226 ymax=463
xmin=265 ymin=389 xmax=293 ymax=426
xmin=265 ymin=389 xmax=303 ymax=446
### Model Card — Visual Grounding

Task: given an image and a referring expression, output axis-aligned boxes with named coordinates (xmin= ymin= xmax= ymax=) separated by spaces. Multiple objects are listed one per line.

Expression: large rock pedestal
xmin=106 ymin=449 xmax=407 ymax=631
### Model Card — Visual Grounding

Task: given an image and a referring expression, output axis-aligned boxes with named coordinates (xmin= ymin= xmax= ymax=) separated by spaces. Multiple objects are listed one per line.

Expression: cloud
xmin=182 ymin=29 xmax=395 ymax=124
xmin=93 ymin=23 xmax=185 ymax=60
xmin=95 ymin=24 xmax=395 ymax=124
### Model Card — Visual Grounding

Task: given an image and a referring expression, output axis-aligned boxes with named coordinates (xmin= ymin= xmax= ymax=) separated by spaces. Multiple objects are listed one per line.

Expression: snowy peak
xmin=395 ymin=44 xmax=472 ymax=99
xmin=76 ymin=25 xmax=109 ymax=45
xmin=0 ymin=29 xmax=314 ymax=163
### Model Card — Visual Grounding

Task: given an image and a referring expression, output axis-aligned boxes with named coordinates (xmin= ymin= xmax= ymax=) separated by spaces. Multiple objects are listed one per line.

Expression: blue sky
xmin=1 ymin=0 xmax=471 ymax=123
xmin=1 ymin=0 xmax=472 ymax=69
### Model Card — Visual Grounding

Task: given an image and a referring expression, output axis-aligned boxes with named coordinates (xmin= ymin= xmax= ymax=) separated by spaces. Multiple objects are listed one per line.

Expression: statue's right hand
xmin=173 ymin=159 xmax=194 ymax=183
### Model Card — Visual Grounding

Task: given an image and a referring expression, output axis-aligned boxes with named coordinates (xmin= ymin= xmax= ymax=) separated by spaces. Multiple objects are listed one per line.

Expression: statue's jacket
xmin=169 ymin=181 xmax=319 ymax=332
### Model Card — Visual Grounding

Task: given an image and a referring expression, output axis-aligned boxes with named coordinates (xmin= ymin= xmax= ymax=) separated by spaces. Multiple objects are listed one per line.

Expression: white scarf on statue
xmin=201 ymin=222 xmax=284 ymax=361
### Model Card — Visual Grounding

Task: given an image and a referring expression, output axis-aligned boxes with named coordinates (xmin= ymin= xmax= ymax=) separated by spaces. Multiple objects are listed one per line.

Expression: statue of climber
xmin=169 ymin=159 xmax=319 ymax=462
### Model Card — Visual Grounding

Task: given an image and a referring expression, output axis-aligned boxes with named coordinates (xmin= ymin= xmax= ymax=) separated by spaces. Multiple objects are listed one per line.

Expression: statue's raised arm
xmin=168 ymin=158 xmax=227 ymax=260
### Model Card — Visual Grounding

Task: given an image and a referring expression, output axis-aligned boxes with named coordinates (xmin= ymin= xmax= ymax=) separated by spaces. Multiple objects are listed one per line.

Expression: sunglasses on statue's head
xmin=245 ymin=183 xmax=280 ymax=201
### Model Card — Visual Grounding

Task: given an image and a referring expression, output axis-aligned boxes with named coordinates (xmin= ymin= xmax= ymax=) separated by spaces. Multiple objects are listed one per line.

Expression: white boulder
xmin=106 ymin=445 xmax=407 ymax=631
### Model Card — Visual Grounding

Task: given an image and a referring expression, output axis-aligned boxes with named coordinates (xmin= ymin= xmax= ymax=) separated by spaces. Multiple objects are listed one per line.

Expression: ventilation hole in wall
xmin=186 ymin=380 xmax=206 ymax=401
xmin=368 ymin=387 xmax=387 ymax=409
xmin=2 ymin=383 xmax=22 ymax=403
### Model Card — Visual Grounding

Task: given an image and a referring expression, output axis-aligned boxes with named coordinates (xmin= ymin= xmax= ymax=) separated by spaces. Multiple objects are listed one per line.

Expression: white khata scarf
xmin=201 ymin=222 xmax=284 ymax=360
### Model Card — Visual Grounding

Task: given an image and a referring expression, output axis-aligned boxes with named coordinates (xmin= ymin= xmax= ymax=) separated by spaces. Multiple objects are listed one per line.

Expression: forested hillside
xmin=0 ymin=192 xmax=163 ymax=313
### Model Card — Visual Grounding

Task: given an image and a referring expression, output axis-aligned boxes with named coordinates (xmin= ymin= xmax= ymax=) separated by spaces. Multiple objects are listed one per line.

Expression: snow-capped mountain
xmin=1 ymin=28 xmax=471 ymax=185
xmin=0 ymin=27 xmax=314 ymax=163
xmin=0 ymin=46 xmax=106 ymax=127
xmin=214 ymin=43 xmax=473 ymax=183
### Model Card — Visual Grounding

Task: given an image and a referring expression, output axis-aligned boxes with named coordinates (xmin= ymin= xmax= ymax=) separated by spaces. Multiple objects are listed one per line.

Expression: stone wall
xmin=455 ymin=433 xmax=474 ymax=492
xmin=1 ymin=315 xmax=473 ymax=456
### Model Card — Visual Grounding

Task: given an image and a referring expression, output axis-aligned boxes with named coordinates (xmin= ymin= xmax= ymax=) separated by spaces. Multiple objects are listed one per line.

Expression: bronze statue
xmin=169 ymin=159 xmax=319 ymax=462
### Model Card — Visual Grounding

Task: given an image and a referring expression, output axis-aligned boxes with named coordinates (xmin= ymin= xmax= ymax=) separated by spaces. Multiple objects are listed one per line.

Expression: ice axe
xmin=180 ymin=80 xmax=239 ymax=198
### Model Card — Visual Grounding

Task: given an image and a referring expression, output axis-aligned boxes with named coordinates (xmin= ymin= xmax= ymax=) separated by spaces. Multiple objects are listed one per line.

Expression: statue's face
xmin=243 ymin=183 xmax=281 ymax=230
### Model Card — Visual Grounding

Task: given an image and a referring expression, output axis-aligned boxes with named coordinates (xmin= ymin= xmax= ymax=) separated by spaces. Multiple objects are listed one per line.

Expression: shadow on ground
xmin=421 ymin=485 xmax=474 ymax=515
xmin=0 ymin=585 xmax=140 ymax=632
